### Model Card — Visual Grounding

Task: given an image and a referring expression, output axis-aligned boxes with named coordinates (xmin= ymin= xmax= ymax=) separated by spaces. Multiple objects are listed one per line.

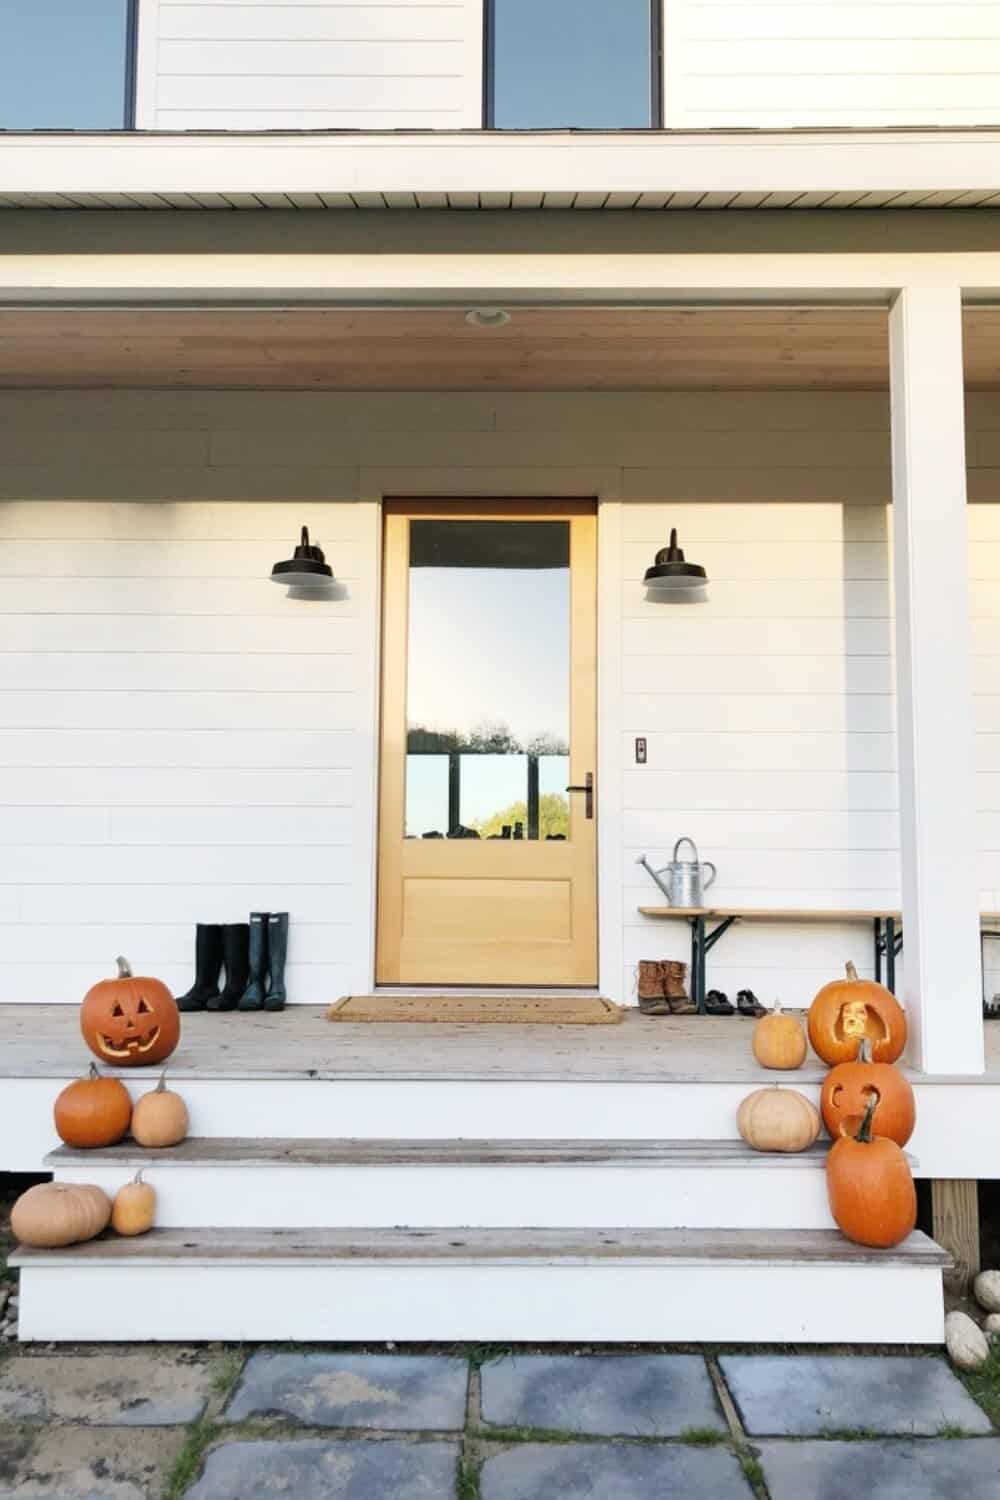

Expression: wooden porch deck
xmin=3 ymin=1004 xmax=1000 ymax=1084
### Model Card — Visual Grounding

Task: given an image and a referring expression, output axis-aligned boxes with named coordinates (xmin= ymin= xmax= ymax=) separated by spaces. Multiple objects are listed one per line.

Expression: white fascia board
xmin=3 ymin=129 xmax=1000 ymax=200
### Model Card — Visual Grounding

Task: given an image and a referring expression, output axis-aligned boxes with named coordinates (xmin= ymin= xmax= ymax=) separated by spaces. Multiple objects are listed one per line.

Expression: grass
xmin=819 ymin=1427 xmax=882 ymax=1442
xmin=936 ymin=1422 xmax=973 ymax=1439
xmin=470 ymin=1424 xmax=577 ymax=1446
xmin=456 ymin=1459 xmax=480 ymax=1499
xmin=679 ymin=1426 xmax=727 ymax=1446
xmin=738 ymin=1451 xmax=767 ymax=1497
xmin=464 ymin=1344 xmax=513 ymax=1372
xmin=209 ymin=1348 xmax=245 ymax=1402
xmin=162 ymin=1420 xmax=219 ymax=1500
xmin=960 ymin=1342 xmax=1000 ymax=1429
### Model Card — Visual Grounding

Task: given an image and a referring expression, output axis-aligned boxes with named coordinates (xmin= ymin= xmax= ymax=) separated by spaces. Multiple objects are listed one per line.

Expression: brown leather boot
xmin=637 ymin=960 xmax=670 ymax=1015
xmin=663 ymin=960 xmax=696 ymax=1015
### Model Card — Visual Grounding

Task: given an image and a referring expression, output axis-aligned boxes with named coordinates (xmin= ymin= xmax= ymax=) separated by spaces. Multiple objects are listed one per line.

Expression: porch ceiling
xmin=0 ymin=305 xmax=997 ymax=390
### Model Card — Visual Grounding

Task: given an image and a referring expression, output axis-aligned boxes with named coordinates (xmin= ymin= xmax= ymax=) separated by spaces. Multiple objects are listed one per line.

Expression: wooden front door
xmin=376 ymin=500 xmax=598 ymax=986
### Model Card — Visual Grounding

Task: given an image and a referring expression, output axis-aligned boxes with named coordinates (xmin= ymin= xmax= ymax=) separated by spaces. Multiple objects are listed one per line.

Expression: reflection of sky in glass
xmin=492 ymin=0 xmax=653 ymax=128
xmin=407 ymin=566 xmax=569 ymax=746
xmin=405 ymin=754 xmax=571 ymax=839
xmin=0 ymin=0 xmax=130 ymax=128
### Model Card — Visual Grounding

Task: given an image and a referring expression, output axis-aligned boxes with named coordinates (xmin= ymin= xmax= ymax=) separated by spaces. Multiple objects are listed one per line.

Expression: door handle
xmin=565 ymin=771 xmax=594 ymax=819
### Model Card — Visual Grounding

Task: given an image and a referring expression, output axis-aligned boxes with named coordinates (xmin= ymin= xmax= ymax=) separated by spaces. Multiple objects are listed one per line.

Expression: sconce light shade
xmin=643 ymin=527 xmax=708 ymax=595
xmin=271 ymin=525 xmax=334 ymax=588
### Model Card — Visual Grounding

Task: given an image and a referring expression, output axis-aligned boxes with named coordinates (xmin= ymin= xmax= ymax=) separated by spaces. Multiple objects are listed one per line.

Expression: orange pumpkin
xmin=825 ymin=1094 xmax=916 ymax=1248
xmin=81 ymin=956 xmax=180 ymax=1068
xmin=808 ymin=961 xmax=907 ymax=1066
xmin=821 ymin=1038 xmax=915 ymax=1147
xmin=54 ymin=1063 xmax=132 ymax=1149
xmin=752 ymin=999 xmax=808 ymax=1071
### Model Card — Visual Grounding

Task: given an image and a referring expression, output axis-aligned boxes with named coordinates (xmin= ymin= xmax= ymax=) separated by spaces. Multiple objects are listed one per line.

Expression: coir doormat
xmin=326 ymin=994 xmax=623 ymax=1024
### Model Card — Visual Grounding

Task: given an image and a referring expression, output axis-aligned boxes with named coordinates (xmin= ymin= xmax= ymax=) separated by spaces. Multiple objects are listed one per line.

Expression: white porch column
xmin=889 ymin=284 xmax=984 ymax=1075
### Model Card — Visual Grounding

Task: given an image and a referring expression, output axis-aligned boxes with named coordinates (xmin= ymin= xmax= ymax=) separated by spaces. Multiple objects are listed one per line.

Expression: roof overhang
xmin=3 ymin=129 xmax=1000 ymax=211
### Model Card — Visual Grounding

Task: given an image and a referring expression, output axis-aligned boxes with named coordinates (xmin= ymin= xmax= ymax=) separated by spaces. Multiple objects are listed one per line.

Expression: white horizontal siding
xmin=665 ymin=0 xmax=1000 ymax=127
xmin=141 ymin=0 xmax=481 ymax=129
xmin=1 ymin=386 xmax=996 ymax=1009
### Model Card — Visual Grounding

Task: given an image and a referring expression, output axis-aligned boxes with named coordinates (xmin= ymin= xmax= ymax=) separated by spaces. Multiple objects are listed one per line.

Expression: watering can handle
xmin=702 ymin=862 xmax=717 ymax=890
xmin=672 ymin=836 xmax=700 ymax=863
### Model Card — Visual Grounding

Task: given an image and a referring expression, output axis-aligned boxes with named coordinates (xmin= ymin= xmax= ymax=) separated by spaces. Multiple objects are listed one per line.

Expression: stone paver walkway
xmin=0 ymin=1344 xmax=999 ymax=1499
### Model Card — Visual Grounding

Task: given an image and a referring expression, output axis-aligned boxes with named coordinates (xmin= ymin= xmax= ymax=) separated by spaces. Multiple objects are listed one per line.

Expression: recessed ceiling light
xmin=465 ymin=308 xmax=512 ymax=328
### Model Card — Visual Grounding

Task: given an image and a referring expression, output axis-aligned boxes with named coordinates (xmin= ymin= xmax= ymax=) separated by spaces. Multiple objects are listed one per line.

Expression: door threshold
xmin=373 ymin=986 xmax=603 ymax=998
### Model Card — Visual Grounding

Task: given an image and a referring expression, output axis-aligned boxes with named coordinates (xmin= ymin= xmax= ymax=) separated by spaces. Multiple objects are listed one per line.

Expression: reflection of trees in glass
xmin=474 ymin=793 xmax=570 ymax=840
xmin=407 ymin=720 xmax=568 ymax=757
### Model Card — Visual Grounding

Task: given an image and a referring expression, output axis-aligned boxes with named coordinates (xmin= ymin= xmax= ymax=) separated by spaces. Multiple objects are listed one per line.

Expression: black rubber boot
xmin=208 ymin=923 xmax=250 ymax=1012
xmin=238 ymin=912 xmax=269 ymax=1011
xmin=264 ymin=912 xmax=288 ymax=1012
xmin=176 ymin=924 xmax=224 ymax=1012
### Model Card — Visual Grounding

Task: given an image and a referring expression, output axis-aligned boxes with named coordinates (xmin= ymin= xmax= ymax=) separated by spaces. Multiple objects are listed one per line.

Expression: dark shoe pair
xmin=238 ymin=912 xmax=288 ymax=1013
xmin=704 ymin=989 xmax=766 ymax=1018
xmin=177 ymin=914 xmax=288 ymax=1013
xmin=177 ymin=923 xmax=249 ymax=1013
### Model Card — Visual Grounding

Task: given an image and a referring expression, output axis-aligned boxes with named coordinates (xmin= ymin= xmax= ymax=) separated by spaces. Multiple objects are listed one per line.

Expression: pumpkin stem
xmin=115 ymin=956 xmax=133 ymax=978
xmin=845 ymin=961 xmax=859 ymax=982
xmin=133 ymin=1169 xmax=144 ymax=1185
xmin=155 ymin=1072 xmax=167 ymax=1093
xmin=854 ymin=1092 xmax=879 ymax=1145
xmin=857 ymin=1037 xmax=874 ymax=1064
xmin=771 ymin=998 xmax=783 ymax=1015
xmin=87 ymin=1062 xmax=101 ymax=1080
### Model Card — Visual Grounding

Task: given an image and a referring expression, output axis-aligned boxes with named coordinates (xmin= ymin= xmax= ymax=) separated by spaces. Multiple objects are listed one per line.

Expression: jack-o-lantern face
xmin=808 ymin=962 xmax=906 ymax=1066
xmin=80 ymin=957 xmax=180 ymax=1069
xmin=820 ymin=1039 xmax=915 ymax=1147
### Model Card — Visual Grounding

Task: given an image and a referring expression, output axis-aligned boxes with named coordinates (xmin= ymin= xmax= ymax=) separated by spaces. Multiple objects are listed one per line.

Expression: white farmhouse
xmin=1 ymin=0 xmax=998 ymax=1344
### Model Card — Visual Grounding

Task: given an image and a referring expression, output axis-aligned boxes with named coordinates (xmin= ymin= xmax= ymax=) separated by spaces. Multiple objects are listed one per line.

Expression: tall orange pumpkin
xmin=808 ymin=961 xmax=907 ymax=1066
xmin=820 ymin=1038 xmax=915 ymax=1147
xmin=81 ymin=957 xmax=180 ymax=1068
xmin=825 ymin=1094 xmax=916 ymax=1248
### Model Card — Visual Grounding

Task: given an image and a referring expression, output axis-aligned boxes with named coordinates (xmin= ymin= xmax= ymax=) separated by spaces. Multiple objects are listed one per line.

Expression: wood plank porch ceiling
xmin=0 ymin=306 xmax=998 ymax=390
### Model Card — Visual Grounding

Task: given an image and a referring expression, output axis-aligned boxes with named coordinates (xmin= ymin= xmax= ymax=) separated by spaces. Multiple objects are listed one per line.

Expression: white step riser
xmin=15 ymin=1261 xmax=943 ymax=1345
xmin=53 ymin=1162 xmax=837 ymax=1230
xmin=5 ymin=1078 xmax=823 ymax=1171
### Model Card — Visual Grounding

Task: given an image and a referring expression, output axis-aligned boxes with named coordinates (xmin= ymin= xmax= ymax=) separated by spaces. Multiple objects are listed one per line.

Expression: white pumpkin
xmin=737 ymin=1087 xmax=821 ymax=1154
xmin=945 ymin=1311 xmax=990 ymax=1372
xmin=973 ymin=1270 xmax=1000 ymax=1313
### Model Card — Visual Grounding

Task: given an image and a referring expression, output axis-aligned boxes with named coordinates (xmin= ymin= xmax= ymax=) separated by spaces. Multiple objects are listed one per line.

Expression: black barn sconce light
xmin=643 ymin=527 xmax=708 ymax=597
xmin=271 ymin=526 xmax=334 ymax=591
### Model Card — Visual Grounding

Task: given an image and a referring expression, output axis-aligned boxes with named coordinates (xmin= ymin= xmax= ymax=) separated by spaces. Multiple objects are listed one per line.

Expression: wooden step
xmin=11 ymin=1228 xmax=949 ymax=1345
xmin=47 ymin=1137 xmax=843 ymax=1231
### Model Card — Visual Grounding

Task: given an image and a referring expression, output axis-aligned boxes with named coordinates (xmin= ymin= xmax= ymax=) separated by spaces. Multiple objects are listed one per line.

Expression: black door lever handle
xmin=565 ymin=771 xmax=594 ymax=819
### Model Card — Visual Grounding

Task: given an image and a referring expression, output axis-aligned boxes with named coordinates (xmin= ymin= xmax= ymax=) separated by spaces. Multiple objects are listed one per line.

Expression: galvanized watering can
xmin=639 ymin=837 xmax=717 ymax=908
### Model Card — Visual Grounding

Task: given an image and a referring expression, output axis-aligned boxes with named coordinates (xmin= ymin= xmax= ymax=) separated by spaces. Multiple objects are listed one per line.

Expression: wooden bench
xmin=638 ymin=906 xmax=1000 ymax=1013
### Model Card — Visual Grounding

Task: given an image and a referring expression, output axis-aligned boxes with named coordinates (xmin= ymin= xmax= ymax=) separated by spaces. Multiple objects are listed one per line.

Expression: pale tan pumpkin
xmin=737 ymin=1087 xmax=821 ymax=1153
xmin=11 ymin=1181 xmax=111 ymax=1247
xmin=130 ymin=1073 xmax=189 ymax=1148
xmin=111 ymin=1170 xmax=156 ymax=1237
xmin=752 ymin=1000 xmax=808 ymax=1071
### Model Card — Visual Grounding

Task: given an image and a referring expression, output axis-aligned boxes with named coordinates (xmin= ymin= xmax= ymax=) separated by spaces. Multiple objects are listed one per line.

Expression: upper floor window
xmin=0 ymin=0 xmax=135 ymax=129
xmin=488 ymin=0 xmax=659 ymax=129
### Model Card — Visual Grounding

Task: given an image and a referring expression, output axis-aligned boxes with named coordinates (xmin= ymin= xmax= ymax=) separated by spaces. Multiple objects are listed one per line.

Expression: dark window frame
xmin=124 ymin=0 xmax=139 ymax=128
xmin=483 ymin=0 xmax=663 ymax=130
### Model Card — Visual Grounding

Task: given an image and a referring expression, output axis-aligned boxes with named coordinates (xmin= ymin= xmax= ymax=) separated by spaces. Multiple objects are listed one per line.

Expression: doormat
xmin=327 ymin=994 xmax=623 ymax=1025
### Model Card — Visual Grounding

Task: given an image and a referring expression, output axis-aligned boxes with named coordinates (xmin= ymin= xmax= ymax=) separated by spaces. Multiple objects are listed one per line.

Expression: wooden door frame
xmin=375 ymin=496 xmax=599 ymax=987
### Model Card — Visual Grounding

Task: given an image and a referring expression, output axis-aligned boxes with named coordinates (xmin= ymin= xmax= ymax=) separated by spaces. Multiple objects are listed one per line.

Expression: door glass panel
xmin=0 ymin=0 xmax=133 ymax=129
xmin=405 ymin=519 xmax=571 ymax=841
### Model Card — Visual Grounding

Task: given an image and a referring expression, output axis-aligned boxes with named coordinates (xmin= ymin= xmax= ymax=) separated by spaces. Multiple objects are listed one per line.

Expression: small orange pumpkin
xmin=54 ymin=1063 xmax=133 ymax=1149
xmin=808 ymin=961 xmax=907 ymax=1066
xmin=752 ymin=999 xmax=808 ymax=1071
xmin=131 ymin=1073 xmax=189 ymax=1148
xmin=111 ymin=1170 xmax=156 ymax=1237
xmin=821 ymin=1038 xmax=915 ymax=1147
xmin=81 ymin=956 xmax=180 ymax=1069
xmin=825 ymin=1094 xmax=916 ymax=1248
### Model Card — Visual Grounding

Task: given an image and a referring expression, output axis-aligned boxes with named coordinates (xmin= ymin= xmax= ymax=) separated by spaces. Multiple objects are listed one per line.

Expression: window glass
xmin=491 ymin=0 xmax=655 ymax=129
xmin=0 ymin=0 xmax=132 ymax=128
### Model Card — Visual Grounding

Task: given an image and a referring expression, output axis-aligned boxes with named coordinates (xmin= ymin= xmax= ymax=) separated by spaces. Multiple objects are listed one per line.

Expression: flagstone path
xmin=0 ymin=1345 xmax=999 ymax=1498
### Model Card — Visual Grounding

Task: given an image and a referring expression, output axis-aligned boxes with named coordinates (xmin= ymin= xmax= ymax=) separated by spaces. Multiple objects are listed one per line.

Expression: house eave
xmin=3 ymin=127 xmax=1000 ymax=210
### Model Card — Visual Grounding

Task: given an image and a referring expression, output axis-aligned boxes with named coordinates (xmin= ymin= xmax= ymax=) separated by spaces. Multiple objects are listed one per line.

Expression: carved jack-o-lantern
xmin=807 ymin=962 xmax=907 ymax=1066
xmin=80 ymin=957 xmax=180 ymax=1068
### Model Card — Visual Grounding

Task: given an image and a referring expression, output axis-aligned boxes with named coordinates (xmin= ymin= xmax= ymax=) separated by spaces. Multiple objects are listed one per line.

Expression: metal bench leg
xmin=886 ymin=916 xmax=897 ymax=994
xmin=874 ymin=918 xmax=883 ymax=985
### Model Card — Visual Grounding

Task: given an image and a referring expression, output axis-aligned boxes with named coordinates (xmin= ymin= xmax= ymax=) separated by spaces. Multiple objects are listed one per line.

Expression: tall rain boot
xmin=176 ymin=924 xmax=224 ymax=1013
xmin=264 ymin=912 xmax=289 ymax=1012
xmin=208 ymin=922 xmax=250 ymax=1012
xmin=238 ymin=912 xmax=269 ymax=1011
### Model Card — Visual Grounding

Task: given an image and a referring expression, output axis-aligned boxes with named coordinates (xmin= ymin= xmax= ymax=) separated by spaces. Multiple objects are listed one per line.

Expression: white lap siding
xmin=0 ymin=387 xmax=994 ymax=1006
